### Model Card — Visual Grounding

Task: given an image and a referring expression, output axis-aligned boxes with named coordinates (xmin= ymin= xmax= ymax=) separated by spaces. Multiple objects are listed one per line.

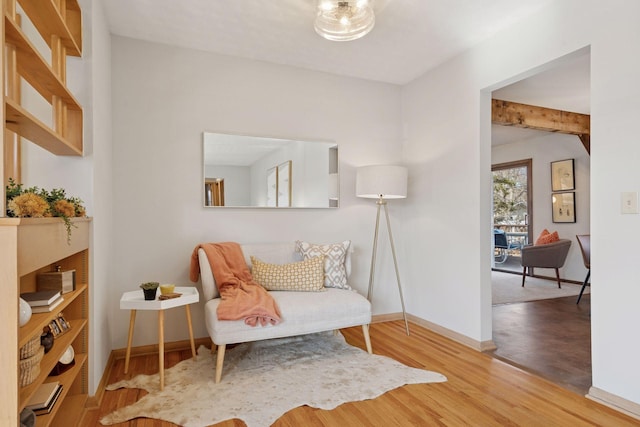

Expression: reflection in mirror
xmin=203 ymin=132 xmax=339 ymax=208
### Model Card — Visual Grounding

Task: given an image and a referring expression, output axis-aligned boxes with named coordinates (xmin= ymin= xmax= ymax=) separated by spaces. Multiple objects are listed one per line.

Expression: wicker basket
xmin=20 ymin=333 xmax=42 ymax=360
xmin=19 ymin=345 xmax=44 ymax=387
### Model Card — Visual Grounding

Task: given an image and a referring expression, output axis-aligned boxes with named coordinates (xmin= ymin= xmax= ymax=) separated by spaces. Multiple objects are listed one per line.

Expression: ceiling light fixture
xmin=314 ymin=0 xmax=375 ymax=42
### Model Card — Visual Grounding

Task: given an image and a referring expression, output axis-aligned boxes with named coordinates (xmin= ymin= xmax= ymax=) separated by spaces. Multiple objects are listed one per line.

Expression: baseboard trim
xmin=86 ymin=350 xmax=118 ymax=409
xmin=109 ymin=337 xmax=212 ymax=360
xmin=371 ymin=313 xmax=403 ymax=323
xmin=587 ymin=387 xmax=640 ymax=420
xmin=91 ymin=337 xmax=211 ymax=407
xmin=372 ymin=312 xmax=496 ymax=351
xmin=492 ymin=268 xmax=583 ymax=285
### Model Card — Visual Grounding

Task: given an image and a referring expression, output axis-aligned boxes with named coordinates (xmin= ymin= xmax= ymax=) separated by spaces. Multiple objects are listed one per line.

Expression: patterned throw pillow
xmin=250 ymin=255 xmax=326 ymax=292
xmin=535 ymin=229 xmax=560 ymax=245
xmin=295 ymin=240 xmax=351 ymax=290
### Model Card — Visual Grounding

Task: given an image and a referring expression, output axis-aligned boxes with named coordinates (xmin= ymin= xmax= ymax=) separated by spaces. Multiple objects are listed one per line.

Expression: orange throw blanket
xmin=190 ymin=242 xmax=281 ymax=326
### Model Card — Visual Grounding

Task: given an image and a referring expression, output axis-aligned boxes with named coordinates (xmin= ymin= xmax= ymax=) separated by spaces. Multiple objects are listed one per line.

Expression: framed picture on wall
xmin=552 ymin=192 xmax=576 ymax=223
xmin=277 ymin=160 xmax=292 ymax=207
xmin=266 ymin=166 xmax=277 ymax=207
xmin=551 ymin=159 xmax=575 ymax=191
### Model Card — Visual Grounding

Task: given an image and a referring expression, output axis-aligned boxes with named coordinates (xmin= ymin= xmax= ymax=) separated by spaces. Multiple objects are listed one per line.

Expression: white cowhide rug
xmin=101 ymin=331 xmax=446 ymax=427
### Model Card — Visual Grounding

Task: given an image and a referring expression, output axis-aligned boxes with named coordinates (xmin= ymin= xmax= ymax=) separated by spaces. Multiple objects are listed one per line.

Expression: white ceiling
xmin=101 ymin=0 xmax=556 ymax=85
xmin=102 ymin=0 xmax=590 ymax=146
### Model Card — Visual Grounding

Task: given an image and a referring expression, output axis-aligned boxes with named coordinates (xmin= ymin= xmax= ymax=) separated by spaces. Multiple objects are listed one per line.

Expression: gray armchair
xmin=521 ymin=239 xmax=572 ymax=288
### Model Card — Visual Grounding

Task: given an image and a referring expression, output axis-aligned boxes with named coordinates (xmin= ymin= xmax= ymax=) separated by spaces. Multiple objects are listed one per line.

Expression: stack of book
xmin=25 ymin=381 xmax=63 ymax=415
xmin=20 ymin=290 xmax=64 ymax=314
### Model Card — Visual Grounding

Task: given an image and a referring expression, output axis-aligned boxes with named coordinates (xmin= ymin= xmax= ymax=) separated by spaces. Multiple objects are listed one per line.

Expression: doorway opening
xmin=486 ymin=48 xmax=591 ymax=395
xmin=492 ymin=159 xmax=532 ymax=274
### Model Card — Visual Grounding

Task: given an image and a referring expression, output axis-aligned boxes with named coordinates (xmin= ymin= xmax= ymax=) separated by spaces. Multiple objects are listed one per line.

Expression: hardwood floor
xmin=81 ymin=320 xmax=638 ymax=426
xmin=490 ymin=294 xmax=592 ymax=395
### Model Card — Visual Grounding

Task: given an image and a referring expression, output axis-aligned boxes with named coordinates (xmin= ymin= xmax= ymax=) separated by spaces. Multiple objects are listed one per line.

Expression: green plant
xmin=140 ymin=282 xmax=160 ymax=290
xmin=5 ymin=178 xmax=86 ymax=243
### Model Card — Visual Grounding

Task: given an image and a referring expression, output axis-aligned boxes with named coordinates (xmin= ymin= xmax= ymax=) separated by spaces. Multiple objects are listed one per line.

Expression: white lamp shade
xmin=356 ymin=165 xmax=408 ymax=199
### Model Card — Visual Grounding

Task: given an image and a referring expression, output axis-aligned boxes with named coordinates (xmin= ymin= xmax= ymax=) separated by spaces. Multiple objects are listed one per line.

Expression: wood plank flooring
xmin=491 ymin=294 xmax=592 ymax=395
xmin=81 ymin=320 xmax=638 ymax=426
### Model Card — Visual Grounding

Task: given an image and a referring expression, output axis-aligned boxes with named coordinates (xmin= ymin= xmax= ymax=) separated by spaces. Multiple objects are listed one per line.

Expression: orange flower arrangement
xmin=5 ymin=179 xmax=86 ymax=242
xmin=7 ymin=193 xmax=50 ymax=217
xmin=52 ymin=199 xmax=76 ymax=218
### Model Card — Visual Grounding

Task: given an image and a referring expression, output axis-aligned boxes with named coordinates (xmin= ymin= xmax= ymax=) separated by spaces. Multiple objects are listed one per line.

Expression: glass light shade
xmin=356 ymin=165 xmax=408 ymax=199
xmin=315 ymin=1 xmax=375 ymax=42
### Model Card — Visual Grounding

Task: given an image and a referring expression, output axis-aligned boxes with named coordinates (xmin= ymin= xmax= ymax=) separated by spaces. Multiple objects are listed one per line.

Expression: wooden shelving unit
xmin=3 ymin=0 xmax=83 ymax=164
xmin=1 ymin=1 xmax=86 ymax=424
xmin=1 ymin=218 xmax=90 ymax=427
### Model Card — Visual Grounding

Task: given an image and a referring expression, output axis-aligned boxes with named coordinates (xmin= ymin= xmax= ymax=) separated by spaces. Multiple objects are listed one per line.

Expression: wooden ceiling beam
xmin=578 ymin=134 xmax=591 ymax=155
xmin=492 ymin=99 xmax=591 ymax=154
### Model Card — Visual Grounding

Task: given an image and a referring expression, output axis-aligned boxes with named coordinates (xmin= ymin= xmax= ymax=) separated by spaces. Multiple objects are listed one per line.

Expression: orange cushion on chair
xmin=535 ymin=229 xmax=560 ymax=245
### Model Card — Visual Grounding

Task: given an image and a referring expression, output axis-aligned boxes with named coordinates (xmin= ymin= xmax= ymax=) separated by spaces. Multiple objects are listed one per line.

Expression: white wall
xmin=84 ymin=0 xmax=113 ymax=396
xmin=402 ymin=0 xmax=640 ymax=407
xmin=492 ymin=132 xmax=590 ymax=282
xmin=205 ymin=165 xmax=251 ymax=206
xmin=110 ymin=36 xmax=403 ymax=350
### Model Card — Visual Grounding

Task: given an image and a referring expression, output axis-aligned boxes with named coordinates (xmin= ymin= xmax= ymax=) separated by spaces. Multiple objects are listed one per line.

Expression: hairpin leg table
xmin=119 ymin=286 xmax=199 ymax=390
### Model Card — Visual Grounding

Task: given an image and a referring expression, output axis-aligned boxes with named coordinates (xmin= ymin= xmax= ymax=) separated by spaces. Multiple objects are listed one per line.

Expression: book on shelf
xmin=25 ymin=381 xmax=61 ymax=411
xmin=33 ymin=384 xmax=63 ymax=415
xmin=20 ymin=290 xmax=61 ymax=307
xmin=30 ymin=296 xmax=64 ymax=313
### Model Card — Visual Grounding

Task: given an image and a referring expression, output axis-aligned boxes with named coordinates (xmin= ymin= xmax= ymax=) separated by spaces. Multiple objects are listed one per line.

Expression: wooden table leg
xmin=158 ymin=309 xmax=165 ymax=391
xmin=124 ymin=310 xmax=136 ymax=374
xmin=185 ymin=305 xmax=196 ymax=358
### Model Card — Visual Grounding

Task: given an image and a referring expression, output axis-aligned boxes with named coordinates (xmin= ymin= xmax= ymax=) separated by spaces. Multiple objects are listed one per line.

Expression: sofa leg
xmin=215 ymin=344 xmax=226 ymax=384
xmin=362 ymin=324 xmax=373 ymax=354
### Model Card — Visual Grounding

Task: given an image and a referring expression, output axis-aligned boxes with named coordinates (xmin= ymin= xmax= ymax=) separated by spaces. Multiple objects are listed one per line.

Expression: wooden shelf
xmin=18 ymin=284 xmax=87 ymax=349
xmin=19 ymin=319 xmax=88 ymax=408
xmin=1 ymin=218 xmax=90 ymax=425
xmin=49 ymin=390 xmax=87 ymax=427
xmin=24 ymin=353 xmax=88 ymax=427
xmin=4 ymin=14 xmax=82 ymax=108
xmin=2 ymin=2 xmax=86 ymax=424
xmin=12 ymin=217 xmax=90 ymax=276
xmin=16 ymin=0 xmax=82 ymax=56
xmin=5 ymin=97 xmax=82 ymax=156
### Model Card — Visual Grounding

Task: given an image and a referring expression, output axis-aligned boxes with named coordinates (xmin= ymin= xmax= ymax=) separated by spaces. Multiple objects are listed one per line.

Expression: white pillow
xmin=295 ymin=240 xmax=352 ymax=290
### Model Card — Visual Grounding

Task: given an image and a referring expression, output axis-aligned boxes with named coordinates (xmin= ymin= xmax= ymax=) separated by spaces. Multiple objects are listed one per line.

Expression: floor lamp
xmin=356 ymin=165 xmax=410 ymax=335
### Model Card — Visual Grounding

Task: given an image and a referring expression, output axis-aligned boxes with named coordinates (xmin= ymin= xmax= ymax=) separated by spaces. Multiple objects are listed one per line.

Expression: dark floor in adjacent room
xmin=489 ymin=293 xmax=591 ymax=395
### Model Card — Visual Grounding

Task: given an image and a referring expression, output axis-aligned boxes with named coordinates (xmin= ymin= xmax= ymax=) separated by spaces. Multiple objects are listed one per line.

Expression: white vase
xmin=19 ymin=297 xmax=32 ymax=327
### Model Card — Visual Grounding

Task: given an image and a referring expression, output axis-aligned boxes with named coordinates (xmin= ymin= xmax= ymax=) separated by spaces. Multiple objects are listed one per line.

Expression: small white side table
xmin=119 ymin=286 xmax=199 ymax=390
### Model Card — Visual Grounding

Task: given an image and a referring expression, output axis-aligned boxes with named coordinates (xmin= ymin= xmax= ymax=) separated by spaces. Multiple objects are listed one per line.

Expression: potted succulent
xmin=140 ymin=282 xmax=159 ymax=300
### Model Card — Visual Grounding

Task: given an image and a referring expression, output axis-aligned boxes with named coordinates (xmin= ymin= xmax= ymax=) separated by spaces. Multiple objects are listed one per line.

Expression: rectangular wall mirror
xmin=203 ymin=132 xmax=339 ymax=208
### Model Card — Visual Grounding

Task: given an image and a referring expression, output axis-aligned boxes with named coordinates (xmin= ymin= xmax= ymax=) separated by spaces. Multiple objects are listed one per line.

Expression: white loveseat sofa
xmin=197 ymin=242 xmax=372 ymax=383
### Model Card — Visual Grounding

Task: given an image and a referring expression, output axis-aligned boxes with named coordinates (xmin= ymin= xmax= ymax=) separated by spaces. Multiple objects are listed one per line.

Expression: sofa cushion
xmin=204 ymin=288 xmax=371 ymax=345
xmin=251 ymin=255 xmax=326 ymax=292
xmin=295 ymin=240 xmax=352 ymax=290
